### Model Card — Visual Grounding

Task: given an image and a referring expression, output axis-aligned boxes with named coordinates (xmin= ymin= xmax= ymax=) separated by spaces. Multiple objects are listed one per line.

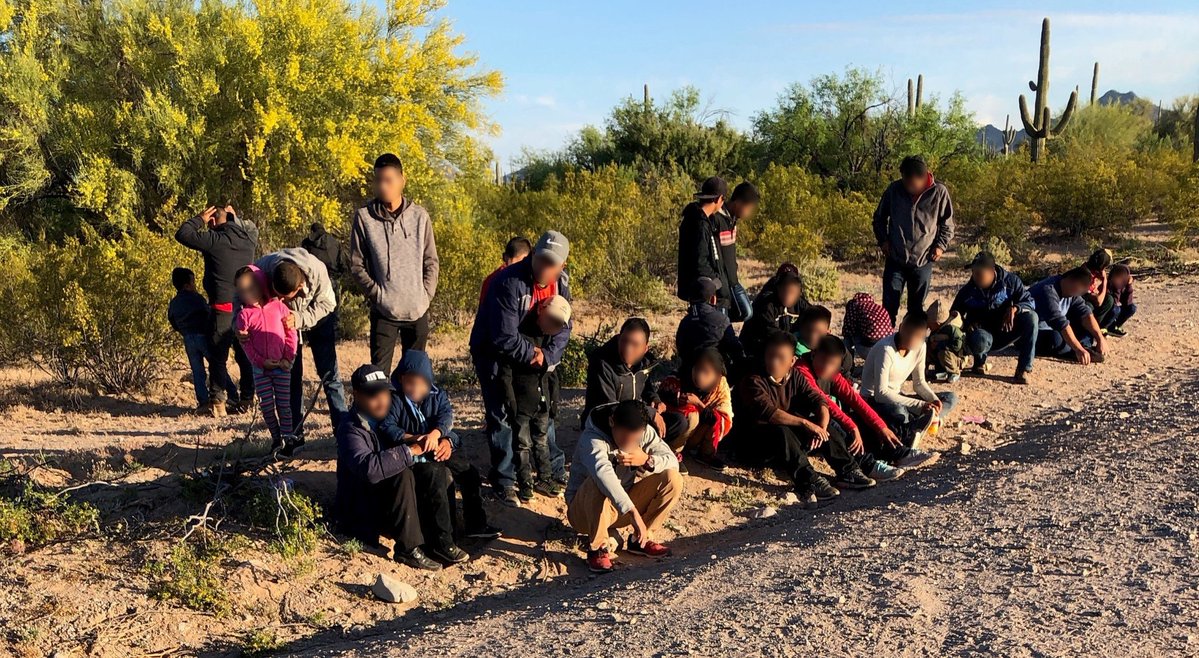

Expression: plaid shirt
xmin=843 ymin=292 xmax=893 ymax=342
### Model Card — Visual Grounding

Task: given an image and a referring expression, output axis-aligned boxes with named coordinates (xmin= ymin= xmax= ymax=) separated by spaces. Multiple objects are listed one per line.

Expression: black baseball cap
xmin=967 ymin=251 xmax=996 ymax=269
xmin=350 ymin=364 xmax=394 ymax=394
xmin=694 ymin=176 xmax=729 ymax=201
xmin=691 ymin=276 xmax=722 ymax=303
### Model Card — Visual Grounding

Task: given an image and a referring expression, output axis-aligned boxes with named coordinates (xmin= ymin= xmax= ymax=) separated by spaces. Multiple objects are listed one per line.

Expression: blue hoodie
xmin=468 ymin=257 xmax=572 ymax=368
xmin=950 ymin=264 xmax=1035 ymax=330
xmin=377 ymin=351 xmax=459 ymax=461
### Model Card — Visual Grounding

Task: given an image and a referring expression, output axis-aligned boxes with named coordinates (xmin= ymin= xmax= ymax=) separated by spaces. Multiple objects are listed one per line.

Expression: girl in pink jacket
xmin=235 ymin=265 xmax=298 ymax=443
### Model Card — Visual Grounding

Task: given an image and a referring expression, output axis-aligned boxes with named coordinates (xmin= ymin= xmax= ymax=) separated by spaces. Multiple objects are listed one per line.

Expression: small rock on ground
xmin=371 ymin=574 xmax=418 ymax=604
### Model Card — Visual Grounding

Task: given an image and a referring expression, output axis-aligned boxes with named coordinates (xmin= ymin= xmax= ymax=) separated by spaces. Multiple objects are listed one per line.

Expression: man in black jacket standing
xmin=175 ymin=204 xmax=257 ymax=417
xmin=713 ymin=181 xmax=760 ymax=321
xmin=677 ymin=177 xmax=731 ymax=312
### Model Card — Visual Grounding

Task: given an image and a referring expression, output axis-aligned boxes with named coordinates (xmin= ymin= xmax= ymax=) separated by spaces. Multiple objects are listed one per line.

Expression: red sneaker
xmin=626 ymin=538 xmax=672 ymax=558
xmin=586 ymin=547 xmax=615 ymax=573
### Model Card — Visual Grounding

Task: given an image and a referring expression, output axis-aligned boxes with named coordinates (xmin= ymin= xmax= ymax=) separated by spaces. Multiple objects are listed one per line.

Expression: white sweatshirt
xmin=860 ymin=334 xmax=938 ymax=409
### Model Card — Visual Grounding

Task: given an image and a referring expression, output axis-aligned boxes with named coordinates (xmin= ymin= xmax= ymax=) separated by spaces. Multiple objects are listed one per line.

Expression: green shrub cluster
xmin=0 ymin=484 xmax=100 ymax=549
xmin=145 ymin=539 xmax=233 ymax=616
xmin=243 ymin=484 xmax=324 ymax=560
xmin=557 ymin=321 xmax=618 ymax=388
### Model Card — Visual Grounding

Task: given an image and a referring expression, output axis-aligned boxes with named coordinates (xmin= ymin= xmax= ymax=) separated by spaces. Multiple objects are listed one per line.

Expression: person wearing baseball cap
xmin=677 ymin=176 xmax=732 ymax=311
xmin=676 ymin=276 xmax=746 ymax=381
xmin=334 ymin=364 xmax=440 ymax=571
xmin=949 ymin=250 xmax=1039 ymax=384
xmin=925 ymin=298 xmax=966 ymax=383
xmin=469 ymin=230 xmax=574 ymax=504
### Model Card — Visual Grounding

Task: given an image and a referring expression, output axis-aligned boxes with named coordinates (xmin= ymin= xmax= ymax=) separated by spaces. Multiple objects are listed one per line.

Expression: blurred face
xmin=612 ymin=425 xmax=644 ymax=452
xmin=1110 ymin=270 xmax=1129 ymax=289
xmin=532 ymin=254 xmax=565 ymax=287
xmin=691 ymin=360 xmax=720 ymax=392
xmin=400 ymin=373 xmax=430 ymax=403
xmin=778 ymin=281 xmax=801 ymax=308
xmin=617 ymin=329 xmax=649 ymax=368
xmin=357 ymin=389 xmax=392 ymax=420
xmin=897 ymin=323 xmax=928 ymax=351
xmin=811 ymin=351 xmax=843 ymax=380
xmin=1060 ymin=277 xmax=1089 ymax=298
xmin=765 ymin=343 xmax=797 ymax=380
xmin=536 ymin=310 xmax=567 ymax=336
xmin=730 ymin=200 xmax=758 ymax=221
xmin=971 ymin=266 xmax=997 ymax=289
xmin=800 ymin=319 xmax=830 ymax=349
xmin=374 ymin=165 xmax=406 ymax=205
xmin=235 ymin=272 xmax=263 ymax=306
xmin=902 ymin=172 xmax=928 ymax=196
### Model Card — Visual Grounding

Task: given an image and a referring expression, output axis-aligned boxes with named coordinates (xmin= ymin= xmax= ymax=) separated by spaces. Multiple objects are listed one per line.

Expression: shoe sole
xmin=431 ymin=550 xmax=470 ymax=565
xmin=464 ymin=532 xmax=502 ymax=540
xmin=897 ymin=452 xmax=941 ymax=470
xmin=871 ymin=468 xmax=907 ymax=482
xmin=588 ymin=565 xmax=615 ymax=574
xmin=835 ymin=479 xmax=876 ymax=490
xmin=398 ymin=559 xmax=442 ymax=571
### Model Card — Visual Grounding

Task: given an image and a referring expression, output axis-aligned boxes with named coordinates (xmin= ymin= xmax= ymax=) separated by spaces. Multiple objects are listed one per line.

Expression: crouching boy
xmin=335 ymin=364 xmax=441 ymax=571
xmin=926 ymin=299 xmax=966 ymax=383
xmin=566 ymin=400 xmax=683 ymax=574
xmin=380 ymin=351 xmax=501 ymax=563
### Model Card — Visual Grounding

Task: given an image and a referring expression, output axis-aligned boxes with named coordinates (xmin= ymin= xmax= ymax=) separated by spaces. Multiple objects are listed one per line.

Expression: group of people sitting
xmin=166 ymin=152 xmax=1140 ymax=576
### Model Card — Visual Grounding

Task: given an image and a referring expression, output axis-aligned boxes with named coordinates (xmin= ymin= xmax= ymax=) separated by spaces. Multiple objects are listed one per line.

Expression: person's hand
xmin=930 ymin=247 xmax=944 ymax=262
xmin=616 ymin=446 xmax=650 ymax=468
xmin=1002 ymin=307 xmax=1017 ymax=333
xmin=652 ymin=413 xmax=667 ymax=440
xmin=200 ymin=206 xmax=217 ymax=225
xmin=683 ymin=393 xmax=704 ymax=408
xmin=263 ymin=359 xmax=279 ymax=369
xmin=805 ymin=422 xmax=829 ymax=448
xmin=653 ymin=401 xmax=667 ymax=414
xmin=434 ymin=438 xmax=453 ymax=461
xmin=424 ymin=429 xmax=442 ymax=453
xmin=630 ymin=509 xmax=650 ymax=545
xmin=881 ymin=427 xmax=902 ymax=448
xmin=925 ymin=398 xmax=944 ymax=414
xmin=236 ymin=329 xmax=250 ymax=343
xmin=282 ymin=313 xmax=296 ymax=331
xmin=530 ymin=346 xmax=545 ymax=368
xmin=1096 ymin=336 xmax=1109 ymax=357
xmin=1073 ymin=346 xmax=1092 ymax=365
xmin=280 ymin=359 xmax=293 ymax=371
xmin=408 ymin=441 xmax=426 ymax=457
xmin=847 ymin=427 xmax=865 ymax=456
xmin=879 ymin=243 xmax=890 ymax=259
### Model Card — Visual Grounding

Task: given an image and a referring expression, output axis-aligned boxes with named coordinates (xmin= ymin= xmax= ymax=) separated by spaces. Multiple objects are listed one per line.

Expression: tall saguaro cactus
xmin=1018 ymin=18 xmax=1078 ymax=162
xmin=1193 ymin=103 xmax=1199 ymax=163
xmin=1002 ymin=114 xmax=1017 ymax=157
xmin=907 ymin=74 xmax=924 ymax=116
xmin=1090 ymin=62 xmax=1100 ymax=106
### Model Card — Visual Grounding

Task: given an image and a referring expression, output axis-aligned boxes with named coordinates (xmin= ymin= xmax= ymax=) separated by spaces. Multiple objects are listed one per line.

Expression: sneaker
xmin=517 ymin=483 xmax=535 ymax=503
xmin=1014 ymin=371 xmax=1031 ymax=385
xmin=534 ymin=479 xmax=564 ymax=498
xmin=395 ymin=546 xmax=441 ymax=571
xmin=586 ymin=547 xmax=615 ymax=574
xmin=868 ymin=461 xmax=906 ymax=482
xmin=193 ymin=403 xmax=210 ymax=416
xmin=834 ymin=468 xmax=876 ymax=490
xmin=277 ymin=434 xmax=305 ymax=458
xmin=464 ymin=524 xmax=503 ymax=540
xmin=946 ymin=373 xmax=961 ymax=384
xmin=895 ymin=448 xmax=935 ymax=469
xmin=430 ymin=544 xmax=470 ymax=564
xmin=225 ymin=400 xmax=249 ymax=415
xmin=933 ymin=371 xmax=951 ymax=382
xmin=497 ymin=488 xmax=522 ymax=508
xmin=693 ymin=452 xmax=726 ymax=472
xmin=209 ymin=401 xmax=227 ymax=418
xmin=626 ymin=537 xmax=672 ymax=558
xmin=1108 ymin=325 xmax=1127 ymax=337
xmin=795 ymin=489 xmax=819 ymax=509
xmin=809 ymin=475 xmax=840 ymax=501
xmin=969 ymin=361 xmax=992 ymax=376
xmin=676 ymin=456 xmax=689 ymax=476
xmin=551 ymin=472 xmax=569 ymax=486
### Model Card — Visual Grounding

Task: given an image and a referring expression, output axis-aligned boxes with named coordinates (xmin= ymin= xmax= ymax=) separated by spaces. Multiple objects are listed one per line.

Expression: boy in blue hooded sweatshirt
xmin=379 ymin=351 xmax=500 ymax=560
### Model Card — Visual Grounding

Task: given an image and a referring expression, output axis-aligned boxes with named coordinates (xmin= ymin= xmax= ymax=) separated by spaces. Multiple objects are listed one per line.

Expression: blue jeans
xmin=868 ymin=392 xmax=957 ymax=447
xmin=1112 ymin=303 xmax=1137 ymax=328
xmin=474 ymin=354 xmax=565 ymax=492
xmin=966 ymin=309 xmax=1040 ymax=374
xmin=881 ymin=260 xmax=933 ymax=325
xmin=182 ymin=333 xmax=210 ymax=406
xmin=1036 ymin=320 xmax=1095 ymax=358
xmin=290 ymin=312 xmax=348 ymax=431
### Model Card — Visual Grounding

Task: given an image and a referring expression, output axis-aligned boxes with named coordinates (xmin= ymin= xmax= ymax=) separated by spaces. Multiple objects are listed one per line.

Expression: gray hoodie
xmin=565 ymin=412 xmax=679 ymax=515
xmin=872 ymin=177 xmax=955 ymax=269
xmin=255 ymin=248 xmax=338 ymax=332
xmin=348 ymin=198 xmax=439 ymax=322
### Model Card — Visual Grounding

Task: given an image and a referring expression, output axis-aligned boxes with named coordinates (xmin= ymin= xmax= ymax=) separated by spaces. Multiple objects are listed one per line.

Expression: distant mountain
xmin=1097 ymin=90 xmax=1139 ymax=107
xmin=977 ymin=89 xmax=1158 ymax=152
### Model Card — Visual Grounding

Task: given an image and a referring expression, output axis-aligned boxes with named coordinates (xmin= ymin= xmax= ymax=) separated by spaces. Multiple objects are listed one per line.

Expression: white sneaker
xmin=895 ymin=448 xmax=935 ymax=469
xmin=869 ymin=461 xmax=907 ymax=482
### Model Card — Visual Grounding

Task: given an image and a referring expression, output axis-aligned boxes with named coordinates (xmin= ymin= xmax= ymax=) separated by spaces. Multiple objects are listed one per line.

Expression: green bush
xmin=145 ymin=540 xmax=232 ymax=616
xmin=798 ymin=257 xmax=842 ymax=302
xmin=0 ymin=485 xmax=100 ymax=549
xmin=558 ymin=321 xmax=618 ymax=388
xmin=244 ymin=485 xmax=324 ymax=559
xmin=953 ymin=235 xmax=1013 ymax=269
xmin=336 ymin=290 xmax=370 ymax=341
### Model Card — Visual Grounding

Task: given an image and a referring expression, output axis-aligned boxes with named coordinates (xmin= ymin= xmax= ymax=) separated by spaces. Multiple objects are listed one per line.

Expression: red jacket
xmin=795 ymin=359 xmax=888 ymax=439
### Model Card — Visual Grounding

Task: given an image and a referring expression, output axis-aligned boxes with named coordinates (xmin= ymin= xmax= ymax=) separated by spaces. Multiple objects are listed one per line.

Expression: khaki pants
xmin=567 ymin=470 xmax=684 ymax=551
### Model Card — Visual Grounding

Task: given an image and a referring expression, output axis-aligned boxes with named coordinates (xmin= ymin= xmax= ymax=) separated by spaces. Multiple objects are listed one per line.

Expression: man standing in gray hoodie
xmin=349 ymin=154 xmax=440 ymax=373
xmin=872 ymin=155 xmax=955 ymax=324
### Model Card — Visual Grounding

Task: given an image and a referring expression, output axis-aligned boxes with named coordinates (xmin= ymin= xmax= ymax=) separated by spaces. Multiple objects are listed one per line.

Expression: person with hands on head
xmin=872 ymin=155 xmax=956 ymax=325
xmin=565 ymin=400 xmax=683 ymax=574
xmin=335 ymin=364 xmax=441 ymax=572
xmin=1030 ymin=266 xmax=1108 ymax=365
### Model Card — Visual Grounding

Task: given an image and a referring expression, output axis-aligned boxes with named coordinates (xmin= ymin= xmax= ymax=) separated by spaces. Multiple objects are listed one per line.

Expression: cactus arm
xmin=1051 ymin=89 xmax=1079 ymax=134
xmin=1019 ymin=94 xmax=1044 ymax=136
xmin=1029 ymin=81 xmax=1038 ymax=93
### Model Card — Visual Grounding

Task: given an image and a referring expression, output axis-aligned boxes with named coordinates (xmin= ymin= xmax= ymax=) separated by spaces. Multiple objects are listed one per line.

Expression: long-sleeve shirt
xmin=174 ymin=215 xmax=257 ymax=307
xmin=236 ymin=299 xmax=298 ymax=368
xmin=1029 ymin=275 xmax=1092 ymax=332
xmin=795 ymin=359 xmax=889 ymax=438
xmin=565 ymin=412 xmax=679 ymax=515
xmin=733 ymin=368 xmax=827 ymax=426
xmin=871 ymin=176 xmax=955 ymax=269
xmin=860 ymin=334 xmax=937 ymax=409
xmin=676 ymin=202 xmax=730 ymax=307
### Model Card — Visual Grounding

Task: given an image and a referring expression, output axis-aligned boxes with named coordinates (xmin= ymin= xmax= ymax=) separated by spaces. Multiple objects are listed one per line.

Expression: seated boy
xmin=498 ymin=295 xmax=572 ymax=504
xmin=566 ymin=400 xmax=682 ymax=574
xmin=379 ymin=352 xmax=500 ymax=564
xmin=733 ymin=331 xmax=875 ymax=505
xmin=168 ymin=267 xmax=213 ymax=413
xmin=926 ymin=299 xmax=966 ymax=383
xmin=795 ymin=305 xmax=853 ymax=380
xmin=796 ymin=335 xmax=933 ymax=482
xmin=335 ymin=364 xmax=441 ymax=571
xmin=1030 ymin=267 xmax=1108 ymax=364
xmin=861 ymin=310 xmax=957 ymax=447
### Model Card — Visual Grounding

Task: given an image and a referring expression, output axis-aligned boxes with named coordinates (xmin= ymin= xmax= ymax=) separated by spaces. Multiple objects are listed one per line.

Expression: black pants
xmin=439 ymin=448 xmax=489 ymax=532
xmin=738 ymin=423 xmax=855 ymax=488
xmin=412 ymin=461 xmax=458 ymax=552
xmin=208 ymin=310 xmax=255 ymax=404
xmin=290 ymin=312 xmax=348 ymax=431
xmin=370 ymin=309 xmax=430 ymax=373
xmin=505 ymin=368 xmax=552 ymax=488
xmin=659 ymin=410 xmax=689 ymax=447
xmin=367 ymin=469 xmax=425 ymax=552
xmin=881 ymin=259 xmax=933 ymax=325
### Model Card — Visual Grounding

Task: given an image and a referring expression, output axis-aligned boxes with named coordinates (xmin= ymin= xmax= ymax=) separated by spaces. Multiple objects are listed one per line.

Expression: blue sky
xmin=434 ymin=1 xmax=1199 ymax=166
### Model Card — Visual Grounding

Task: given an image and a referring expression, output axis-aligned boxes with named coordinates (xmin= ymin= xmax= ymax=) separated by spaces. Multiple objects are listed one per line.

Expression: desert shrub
xmin=242 ymin=629 xmax=282 ymax=656
xmin=428 ymin=210 xmax=501 ymax=324
xmin=798 ymin=257 xmax=842 ymax=302
xmin=145 ymin=540 xmax=232 ymax=616
xmin=953 ymin=235 xmax=1013 ymax=269
xmin=558 ymin=321 xmax=618 ymax=388
xmin=336 ymin=290 xmax=371 ymax=341
xmin=243 ymin=484 xmax=324 ymax=559
xmin=0 ymin=484 xmax=100 ymax=549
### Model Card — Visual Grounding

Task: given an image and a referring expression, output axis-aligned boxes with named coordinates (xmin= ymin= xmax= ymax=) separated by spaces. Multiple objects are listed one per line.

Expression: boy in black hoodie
xmin=168 ymin=268 xmax=212 ymax=411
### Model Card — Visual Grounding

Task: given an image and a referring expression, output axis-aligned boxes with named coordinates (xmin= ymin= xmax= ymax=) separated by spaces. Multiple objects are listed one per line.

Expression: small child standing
xmin=499 ymin=295 xmax=572 ymax=505
xmin=234 ymin=265 xmax=298 ymax=448
xmin=1106 ymin=264 xmax=1137 ymax=337
xmin=168 ymin=267 xmax=212 ymax=412
xmin=926 ymin=299 xmax=966 ymax=383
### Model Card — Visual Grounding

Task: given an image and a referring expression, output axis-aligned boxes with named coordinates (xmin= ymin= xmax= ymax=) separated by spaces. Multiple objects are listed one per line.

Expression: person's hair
xmin=310 ymin=222 xmax=324 ymax=233
xmin=1063 ymin=266 xmax=1094 ymax=283
xmin=502 ymin=236 xmax=533 ymax=261
xmin=610 ymin=399 xmax=650 ymax=431
xmin=900 ymin=309 xmax=930 ymax=329
xmin=1086 ymin=249 xmax=1112 ymax=272
xmin=764 ymin=330 xmax=798 ymax=355
xmin=271 ymin=261 xmax=306 ymax=295
xmin=691 ymin=348 xmax=727 ymax=378
xmin=799 ymin=305 xmax=833 ymax=327
xmin=775 ymin=262 xmax=799 ymax=278
xmin=619 ymin=317 xmax=651 ymax=341
xmin=373 ymin=153 xmax=404 ymax=173
xmin=899 ymin=155 xmax=928 ymax=178
xmin=813 ymin=334 xmax=848 ymax=360
xmin=171 ymin=267 xmax=195 ymax=291
xmin=730 ymin=181 xmax=760 ymax=204
xmin=1110 ymin=263 xmax=1131 ymax=279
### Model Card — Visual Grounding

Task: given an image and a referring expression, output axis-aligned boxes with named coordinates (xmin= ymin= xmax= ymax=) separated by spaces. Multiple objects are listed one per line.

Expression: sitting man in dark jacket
xmin=676 ymin=277 xmax=746 ymax=380
xmin=379 ymin=351 xmax=500 ymax=559
xmin=582 ymin=317 xmax=684 ymax=446
xmin=950 ymin=252 xmax=1039 ymax=384
xmin=740 ymin=268 xmax=805 ymax=362
xmin=335 ymin=364 xmax=440 ymax=571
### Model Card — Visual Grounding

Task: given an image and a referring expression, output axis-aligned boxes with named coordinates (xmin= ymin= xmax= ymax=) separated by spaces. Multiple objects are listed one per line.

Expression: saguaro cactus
xmin=1090 ymin=62 xmax=1100 ymax=106
xmin=1002 ymin=114 xmax=1017 ymax=157
xmin=643 ymin=83 xmax=650 ymax=110
xmin=1018 ymin=18 xmax=1078 ymax=162
xmin=907 ymin=74 xmax=924 ymax=116
xmin=1193 ymin=103 xmax=1198 ymax=163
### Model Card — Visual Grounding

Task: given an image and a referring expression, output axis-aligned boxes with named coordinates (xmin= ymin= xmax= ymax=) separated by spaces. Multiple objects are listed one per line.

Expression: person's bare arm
xmin=1060 ymin=325 xmax=1090 ymax=364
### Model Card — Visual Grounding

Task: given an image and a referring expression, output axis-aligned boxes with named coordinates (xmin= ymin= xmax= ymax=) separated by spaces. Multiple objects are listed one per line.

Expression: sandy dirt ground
xmin=1 ymin=261 xmax=1197 ymax=657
